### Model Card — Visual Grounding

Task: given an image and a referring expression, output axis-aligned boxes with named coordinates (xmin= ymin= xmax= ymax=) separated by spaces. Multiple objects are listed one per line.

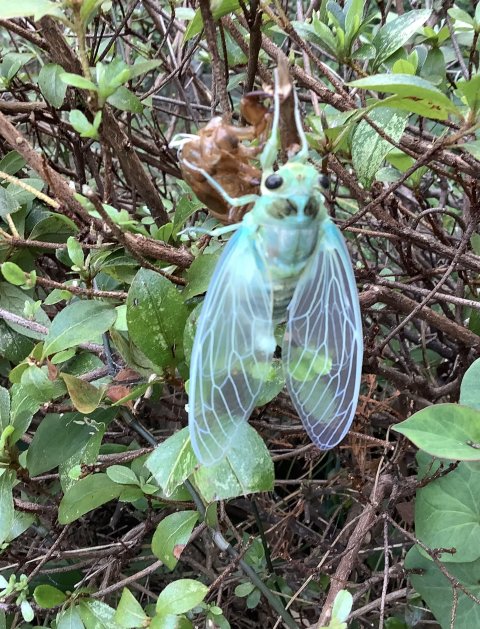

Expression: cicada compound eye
xmin=265 ymin=173 xmax=284 ymax=190
xmin=319 ymin=174 xmax=329 ymax=190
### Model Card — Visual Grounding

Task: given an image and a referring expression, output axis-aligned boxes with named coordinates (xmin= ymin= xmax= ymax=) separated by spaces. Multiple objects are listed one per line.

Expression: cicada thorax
xmin=178 ymin=96 xmax=272 ymax=224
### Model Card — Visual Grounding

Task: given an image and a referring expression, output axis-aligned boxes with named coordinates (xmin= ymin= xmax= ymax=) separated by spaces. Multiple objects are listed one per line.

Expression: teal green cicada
xmin=178 ymin=68 xmax=363 ymax=466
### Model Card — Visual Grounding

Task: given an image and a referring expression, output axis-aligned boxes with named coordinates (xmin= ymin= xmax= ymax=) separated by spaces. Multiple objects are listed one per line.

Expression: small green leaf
xmin=43 ymin=300 xmax=117 ymax=358
xmin=58 ymin=473 xmax=121 ymax=524
xmin=152 ymin=511 xmax=199 ymax=570
xmin=69 ymin=110 xmax=98 ymax=139
xmin=113 ymin=588 xmax=148 ymax=628
xmin=20 ymin=600 xmax=34 ymax=623
xmin=145 ymin=428 xmax=197 ymax=497
xmin=106 ymin=465 xmax=139 ymax=486
xmin=67 ymin=236 xmax=84 ymax=268
xmin=393 ymin=404 xmax=480 ymax=460
xmin=33 ymin=584 xmax=67 ymax=609
xmin=129 ymin=59 xmax=163 ymax=79
xmin=38 ymin=63 xmax=67 ymax=108
xmin=235 ymin=582 xmax=255 ymax=597
xmin=0 ymin=151 xmax=26 ymax=176
xmin=107 ymin=86 xmax=143 ymax=113
xmin=331 ymin=590 xmax=353 ymax=623
xmin=156 ymin=579 xmax=208 ymax=616
xmin=60 ymin=72 xmax=98 ymax=92
xmin=0 ymin=186 xmax=20 ymax=218
xmin=184 ymin=0 xmax=240 ymax=41
xmin=1 ymin=262 xmax=27 ymax=286
xmin=372 ymin=10 xmax=431 ymax=68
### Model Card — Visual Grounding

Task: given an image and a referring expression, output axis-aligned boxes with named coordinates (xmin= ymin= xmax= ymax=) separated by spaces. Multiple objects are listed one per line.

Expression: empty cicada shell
xmin=177 ymin=94 xmax=271 ymax=224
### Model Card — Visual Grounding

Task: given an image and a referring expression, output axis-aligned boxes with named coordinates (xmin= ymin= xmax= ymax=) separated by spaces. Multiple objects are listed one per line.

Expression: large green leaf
xmin=38 ymin=63 xmax=67 ymax=108
xmin=0 ymin=0 xmax=62 ymax=19
xmin=42 ymin=300 xmax=117 ymax=357
xmin=460 ymin=358 xmax=480 ymax=411
xmin=415 ymin=460 xmax=480 ymax=563
xmin=146 ymin=428 xmax=197 ymax=497
xmin=393 ymin=404 xmax=480 ymax=460
xmin=406 ymin=545 xmax=480 ymax=628
xmin=113 ymin=589 xmax=148 ymax=628
xmin=152 ymin=511 xmax=199 ymax=570
xmin=126 ymin=269 xmax=190 ymax=369
xmin=194 ymin=422 xmax=274 ymax=501
xmin=26 ymin=412 xmax=106 ymax=477
xmin=349 ymin=74 xmax=459 ymax=118
xmin=352 ymin=107 xmax=408 ymax=187
xmin=372 ymin=10 xmax=431 ymax=68
xmin=58 ymin=473 xmax=121 ymax=524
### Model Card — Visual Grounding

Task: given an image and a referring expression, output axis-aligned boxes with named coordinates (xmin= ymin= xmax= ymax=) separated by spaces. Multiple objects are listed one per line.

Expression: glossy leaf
xmin=156 ymin=579 xmax=208 ymax=616
xmin=42 ymin=300 xmax=116 ymax=357
xmin=113 ymin=588 xmax=148 ymax=628
xmin=38 ymin=63 xmax=67 ymax=108
xmin=393 ymin=404 xmax=480 ymax=460
xmin=152 ymin=511 xmax=199 ymax=570
xmin=34 ymin=584 xmax=67 ymax=608
xmin=352 ymin=107 xmax=408 ymax=187
xmin=145 ymin=428 xmax=197 ymax=497
xmin=460 ymin=358 xmax=480 ymax=410
xmin=372 ymin=10 xmax=431 ymax=68
xmin=58 ymin=473 xmax=121 ymax=524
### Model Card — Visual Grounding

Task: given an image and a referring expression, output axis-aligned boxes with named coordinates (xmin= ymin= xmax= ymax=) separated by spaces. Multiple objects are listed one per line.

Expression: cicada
xmin=182 ymin=67 xmax=363 ymax=466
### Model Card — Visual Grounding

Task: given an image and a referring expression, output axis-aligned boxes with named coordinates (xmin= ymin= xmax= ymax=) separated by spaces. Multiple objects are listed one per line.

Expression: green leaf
xmin=0 ymin=0 xmax=62 ymax=19
xmin=460 ymin=140 xmax=480 ymax=160
xmin=106 ymin=465 xmax=139 ymax=486
xmin=60 ymin=373 xmax=106 ymax=414
xmin=393 ymin=403 xmax=480 ymax=460
xmin=184 ymin=0 xmax=240 ymax=41
xmin=194 ymin=422 xmax=274 ymax=501
xmin=1 ymin=261 xmax=26 ymax=286
xmin=129 ymin=59 xmax=163 ymax=79
xmin=348 ymin=74 xmax=459 ymax=116
xmin=405 ymin=545 xmax=480 ymax=628
xmin=0 ymin=187 xmax=20 ymax=218
xmin=146 ymin=428 xmax=197 ymax=497
xmin=20 ymin=600 xmax=34 ymax=623
xmin=372 ymin=9 xmax=431 ymax=68
xmin=113 ymin=588 xmax=148 ymax=628
xmin=0 ymin=151 xmax=26 ymax=176
xmin=156 ymin=579 xmax=208 ymax=616
xmin=67 ymin=236 xmax=85 ymax=268
xmin=456 ymin=74 xmax=480 ymax=114
xmin=0 ymin=386 xmax=10 ymax=432
xmin=20 ymin=364 xmax=55 ymax=403
xmin=42 ymin=300 xmax=116 ymax=358
xmin=0 ymin=470 xmax=15 ymax=545
xmin=60 ymin=73 xmax=98 ymax=92
xmin=26 ymin=412 xmax=106 ymax=476
xmin=107 ymin=86 xmax=143 ymax=113
xmin=38 ymin=63 xmax=67 ymax=108
xmin=28 ymin=213 xmax=77 ymax=243
xmin=352 ymin=107 xmax=408 ymax=187
xmin=58 ymin=473 xmax=121 ymax=524
xmin=150 ymin=615 xmax=192 ymax=629
xmin=57 ymin=607 xmax=85 ymax=629
xmin=152 ymin=511 xmax=199 ymax=570
xmin=415 ymin=459 xmax=480 ymax=563
xmin=70 ymin=110 xmax=98 ymax=138
xmin=80 ymin=0 xmax=104 ymax=24
xmin=183 ymin=251 xmax=221 ymax=301
xmin=78 ymin=600 xmax=117 ymax=629
xmin=331 ymin=590 xmax=353 ymax=623
xmin=33 ymin=584 xmax=67 ymax=608
xmin=126 ymin=269 xmax=190 ymax=369
xmin=460 ymin=358 xmax=480 ymax=411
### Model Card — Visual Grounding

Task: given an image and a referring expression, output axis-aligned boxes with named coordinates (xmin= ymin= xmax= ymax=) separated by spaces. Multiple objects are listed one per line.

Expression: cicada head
xmin=259 ymin=161 xmax=327 ymax=223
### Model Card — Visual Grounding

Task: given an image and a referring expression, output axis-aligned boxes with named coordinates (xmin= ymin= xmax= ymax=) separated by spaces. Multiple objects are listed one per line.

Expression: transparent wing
xmin=284 ymin=219 xmax=363 ymax=449
xmin=189 ymin=228 xmax=275 ymax=466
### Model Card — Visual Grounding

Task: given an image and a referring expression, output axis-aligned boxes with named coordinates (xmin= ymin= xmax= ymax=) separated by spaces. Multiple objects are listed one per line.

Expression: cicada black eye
xmin=319 ymin=174 xmax=329 ymax=189
xmin=265 ymin=173 xmax=283 ymax=190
